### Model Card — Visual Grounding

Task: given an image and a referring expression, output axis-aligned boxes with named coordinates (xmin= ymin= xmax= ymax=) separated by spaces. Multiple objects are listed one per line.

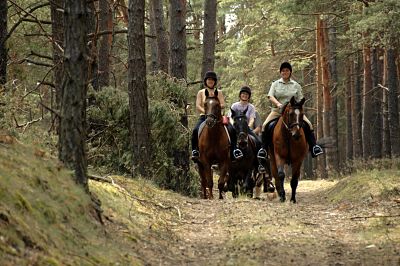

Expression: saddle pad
xmin=198 ymin=121 xmax=231 ymax=144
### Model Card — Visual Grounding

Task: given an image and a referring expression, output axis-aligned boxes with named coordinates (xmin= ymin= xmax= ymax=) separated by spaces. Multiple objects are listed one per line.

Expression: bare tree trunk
xmin=362 ymin=43 xmax=373 ymax=159
xmin=315 ymin=16 xmax=327 ymax=178
xmin=201 ymin=0 xmax=217 ymax=80
xmin=353 ymin=51 xmax=363 ymax=158
xmin=328 ymin=21 xmax=339 ymax=171
xmin=97 ymin=0 xmax=113 ymax=88
xmin=50 ymin=0 xmax=64 ymax=114
xmin=345 ymin=58 xmax=353 ymax=160
xmin=59 ymin=0 xmax=89 ymax=189
xmin=169 ymin=0 xmax=187 ymax=79
xmin=169 ymin=0 xmax=190 ymax=187
xmin=0 ymin=0 xmax=7 ymax=85
xmin=149 ymin=5 xmax=158 ymax=73
xmin=150 ymin=0 xmax=169 ymax=73
xmin=128 ymin=0 xmax=151 ymax=176
xmin=386 ymin=48 xmax=400 ymax=157
xmin=370 ymin=48 xmax=383 ymax=158
xmin=87 ymin=2 xmax=98 ymax=90
xmin=382 ymin=50 xmax=391 ymax=157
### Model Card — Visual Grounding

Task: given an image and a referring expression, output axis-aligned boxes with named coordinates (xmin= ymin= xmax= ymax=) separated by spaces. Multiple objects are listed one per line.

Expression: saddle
xmin=198 ymin=121 xmax=231 ymax=144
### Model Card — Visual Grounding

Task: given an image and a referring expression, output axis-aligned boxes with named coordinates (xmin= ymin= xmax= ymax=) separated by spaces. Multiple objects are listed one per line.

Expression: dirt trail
xmin=152 ymin=180 xmax=400 ymax=265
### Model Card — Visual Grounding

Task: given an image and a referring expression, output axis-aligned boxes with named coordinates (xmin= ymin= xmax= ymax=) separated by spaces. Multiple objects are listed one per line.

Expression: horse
xmin=229 ymin=107 xmax=258 ymax=198
xmin=229 ymin=108 xmax=273 ymax=199
xmin=196 ymin=89 xmax=230 ymax=199
xmin=268 ymin=96 xmax=308 ymax=203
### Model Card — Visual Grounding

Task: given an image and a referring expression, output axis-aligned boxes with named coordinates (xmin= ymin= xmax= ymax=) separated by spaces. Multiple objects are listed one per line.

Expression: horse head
xmin=282 ymin=96 xmax=305 ymax=140
xmin=204 ymin=89 xmax=222 ymax=128
xmin=231 ymin=107 xmax=249 ymax=149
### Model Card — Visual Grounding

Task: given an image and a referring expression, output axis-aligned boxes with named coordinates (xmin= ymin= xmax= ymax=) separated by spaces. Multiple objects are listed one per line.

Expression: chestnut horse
xmin=197 ymin=89 xmax=230 ymax=199
xmin=269 ymin=96 xmax=308 ymax=203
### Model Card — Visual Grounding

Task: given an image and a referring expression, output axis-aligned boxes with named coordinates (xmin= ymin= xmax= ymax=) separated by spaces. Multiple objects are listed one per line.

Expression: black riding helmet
xmin=203 ymin=71 xmax=218 ymax=87
xmin=239 ymin=86 xmax=251 ymax=99
xmin=280 ymin=62 xmax=292 ymax=72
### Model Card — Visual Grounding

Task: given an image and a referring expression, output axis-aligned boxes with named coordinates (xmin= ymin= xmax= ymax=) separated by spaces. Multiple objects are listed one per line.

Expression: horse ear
xmin=214 ymin=89 xmax=218 ymax=97
xmin=205 ymin=89 xmax=209 ymax=97
xmin=290 ymin=96 xmax=295 ymax=105
xmin=299 ymin=97 xmax=306 ymax=106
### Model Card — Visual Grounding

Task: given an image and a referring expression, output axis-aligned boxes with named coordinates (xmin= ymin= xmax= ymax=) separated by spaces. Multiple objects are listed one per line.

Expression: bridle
xmin=282 ymin=106 xmax=303 ymax=131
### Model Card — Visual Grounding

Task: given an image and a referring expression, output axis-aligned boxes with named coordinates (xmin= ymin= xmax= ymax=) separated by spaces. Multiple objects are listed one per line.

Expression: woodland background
xmin=0 ymin=0 xmax=399 ymax=195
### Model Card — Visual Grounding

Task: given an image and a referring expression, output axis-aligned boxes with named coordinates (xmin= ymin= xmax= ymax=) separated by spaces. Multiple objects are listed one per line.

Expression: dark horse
xmin=229 ymin=108 xmax=273 ymax=199
xmin=229 ymin=108 xmax=258 ymax=198
xmin=197 ymin=89 xmax=230 ymax=199
xmin=269 ymin=96 xmax=308 ymax=203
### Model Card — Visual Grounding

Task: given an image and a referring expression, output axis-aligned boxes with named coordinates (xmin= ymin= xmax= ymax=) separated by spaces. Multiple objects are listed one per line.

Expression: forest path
xmin=156 ymin=180 xmax=400 ymax=265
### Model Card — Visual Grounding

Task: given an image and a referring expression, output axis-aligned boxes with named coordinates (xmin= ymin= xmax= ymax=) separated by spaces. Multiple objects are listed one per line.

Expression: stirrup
xmin=312 ymin=145 xmax=323 ymax=157
xmin=257 ymin=148 xmax=267 ymax=160
xmin=191 ymin=150 xmax=200 ymax=161
xmin=233 ymin=149 xmax=243 ymax=159
xmin=258 ymin=165 xmax=266 ymax=174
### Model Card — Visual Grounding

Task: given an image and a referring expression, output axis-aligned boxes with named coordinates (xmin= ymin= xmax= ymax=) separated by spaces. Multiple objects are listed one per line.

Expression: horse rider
xmin=262 ymin=62 xmax=324 ymax=157
xmin=191 ymin=71 xmax=243 ymax=162
xmin=227 ymin=86 xmax=268 ymax=172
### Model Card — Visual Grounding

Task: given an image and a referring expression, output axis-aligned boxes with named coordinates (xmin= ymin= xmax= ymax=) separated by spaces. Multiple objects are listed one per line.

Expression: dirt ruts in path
xmin=158 ymin=180 xmax=400 ymax=265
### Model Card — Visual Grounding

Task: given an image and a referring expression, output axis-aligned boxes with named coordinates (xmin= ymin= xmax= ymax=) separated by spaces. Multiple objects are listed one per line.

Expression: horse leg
xmin=206 ymin=167 xmax=214 ymax=199
xmin=218 ymin=162 xmax=229 ymax=199
xmin=270 ymin=154 xmax=285 ymax=202
xmin=276 ymin=164 xmax=286 ymax=202
xmin=290 ymin=163 xmax=302 ymax=203
xmin=198 ymin=164 xmax=208 ymax=199
xmin=254 ymin=172 xmax=263 ymax=199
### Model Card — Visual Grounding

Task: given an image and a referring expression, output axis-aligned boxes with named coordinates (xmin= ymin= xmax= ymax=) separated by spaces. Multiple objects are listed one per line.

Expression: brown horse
xmin=197 ymin=89 xmax=230 ymax=199
xmin=269 ymin=96 xmax=308 ymax=203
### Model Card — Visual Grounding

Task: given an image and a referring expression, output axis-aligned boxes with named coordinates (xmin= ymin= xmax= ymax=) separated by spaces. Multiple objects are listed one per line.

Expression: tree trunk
xmin=128 ymin=0 xmax=151 ymax=176
xmin=328 ymin=22 xmax=339 ymax=171
xmin=352 ymin=51 xmax=363 ymax=158
xmin=370 ymin=48 xmax=383 ymax=158
xmin=59 ymin=0 xmax=89 ymax=189
xmin=382 ymin=49 xmax=391 ymax=156
xmin=87 ymin=2 xmax=98 ymax=90
xmin=50 ymin=0 xmax=64 ymax=115
xmin=315 ymin=16 xmax=327 ymax=178
xmin=97 ymin=0 xmax=113 ymax=88
xmin=169 ymin=0 xmax=190 ymax=186
xmin=169 ymin=0 xmax=187 ymax=79
xmin=149 ymin=5 xmax=158 ymax=73
xmin=0 ymin=0 xmax=7 ymax=85
xmin=345 ymin=58 xmax=353 ymax=160
xmin=150 ymin=0 xmax=169 ymax=73
xmin=386 ymin=48 xmax=400 ymax=157
xmin=362 ymin=43 xmax=373 ymax=159
xmin=201 ymin=0 xmax=217 ymax=80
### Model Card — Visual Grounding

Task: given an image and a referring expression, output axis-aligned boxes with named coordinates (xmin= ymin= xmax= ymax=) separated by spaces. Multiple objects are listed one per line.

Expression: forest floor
xmin=134 ymin=178 xmax=400 ymax=266
xmin=1 ymin=138 xmax=400 ymax=265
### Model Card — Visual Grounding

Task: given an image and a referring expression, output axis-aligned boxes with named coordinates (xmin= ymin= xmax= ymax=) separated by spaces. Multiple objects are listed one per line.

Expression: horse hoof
xmin=266 ymin=193 xmax=276 ymax=201
xmin=290 ymin=198 xmax=297 ymax=203
xmin=280 ymin=197 xmax=286 ymax=202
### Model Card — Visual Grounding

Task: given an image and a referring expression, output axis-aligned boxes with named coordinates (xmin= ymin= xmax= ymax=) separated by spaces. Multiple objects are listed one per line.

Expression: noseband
xmin=206 ymin=113 xmax=219 ymax=128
